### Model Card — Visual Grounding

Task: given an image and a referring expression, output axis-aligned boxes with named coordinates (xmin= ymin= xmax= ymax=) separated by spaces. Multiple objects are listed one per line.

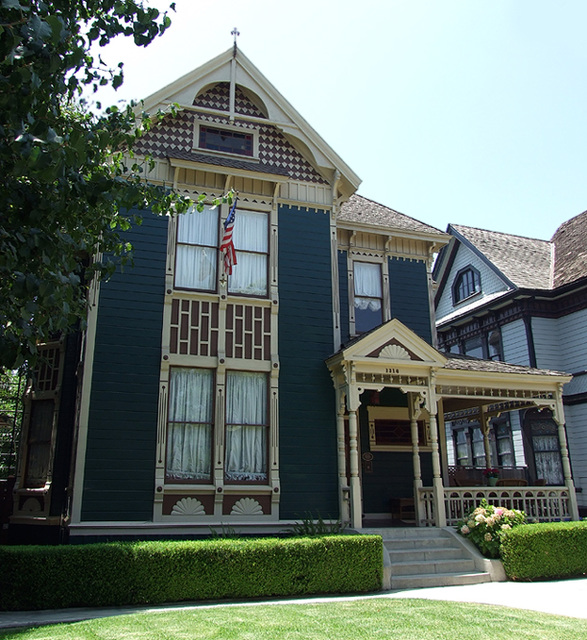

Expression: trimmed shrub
xmin=501 ymin=520 xmax=587 ymax=581
xmin=0 ymin=535 xmax=382 ymax=611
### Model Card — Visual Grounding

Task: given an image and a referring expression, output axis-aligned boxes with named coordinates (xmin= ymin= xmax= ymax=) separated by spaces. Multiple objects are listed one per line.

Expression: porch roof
xmin=326 ymin=319 xmax=571 ymax=413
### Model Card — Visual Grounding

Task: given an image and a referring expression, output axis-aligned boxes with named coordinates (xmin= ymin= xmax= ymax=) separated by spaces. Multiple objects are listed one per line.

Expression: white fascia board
xmin=137 ymin=48 xmax=361 ymax=197
xmin=235 ymin=52 xmax=361 ymax=192
xmin=338 ymin=220 xmax=449 ymax=247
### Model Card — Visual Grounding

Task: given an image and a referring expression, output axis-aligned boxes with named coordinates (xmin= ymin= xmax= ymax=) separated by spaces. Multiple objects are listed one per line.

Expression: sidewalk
xmin=1 ymin=578 xmax=587 ymax=630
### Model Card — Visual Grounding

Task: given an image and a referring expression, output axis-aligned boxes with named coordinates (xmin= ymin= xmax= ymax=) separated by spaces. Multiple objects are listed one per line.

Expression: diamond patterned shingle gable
xmin=135 ymin=82 xmax=327 ymax=184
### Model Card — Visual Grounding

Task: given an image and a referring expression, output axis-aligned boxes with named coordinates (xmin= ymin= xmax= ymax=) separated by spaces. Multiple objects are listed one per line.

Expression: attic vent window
xmin=199 ymin=125 xmax=253 ymax=156
xmin=453 ymin=266 xmax=481 ymax=304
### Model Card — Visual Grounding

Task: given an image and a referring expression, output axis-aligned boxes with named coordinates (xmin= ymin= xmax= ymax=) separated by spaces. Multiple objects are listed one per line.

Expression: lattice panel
xmin=226 ymin=304 xmax=271 ymax=360
xmin=34 ymin=344 xmax=62 ymax=393
xmin=169 ymin=299 xmax=219 ymax=356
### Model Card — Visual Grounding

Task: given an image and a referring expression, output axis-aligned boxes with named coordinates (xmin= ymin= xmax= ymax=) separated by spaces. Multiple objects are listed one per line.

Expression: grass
xmin=1 ymin=598 xmax=587 ymax=640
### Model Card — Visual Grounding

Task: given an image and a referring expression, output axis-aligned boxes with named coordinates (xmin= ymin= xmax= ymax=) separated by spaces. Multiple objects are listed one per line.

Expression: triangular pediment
xmin=138 ymin=48 xmax=360 ymax=199
xmin=336 ymin=319 xmax=446 ymax=367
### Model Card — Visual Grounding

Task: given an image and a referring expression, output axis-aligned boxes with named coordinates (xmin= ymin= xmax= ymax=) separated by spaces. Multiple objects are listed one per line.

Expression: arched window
xmin=452 ymin=266 xmax=481 ymax=304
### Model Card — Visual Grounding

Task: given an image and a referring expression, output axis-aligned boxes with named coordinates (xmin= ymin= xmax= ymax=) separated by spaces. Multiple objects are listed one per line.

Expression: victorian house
xmin=434 ymin=216 xmax=587 ymax=516
xmin=6 ymin=48 xmax=579 ymax=544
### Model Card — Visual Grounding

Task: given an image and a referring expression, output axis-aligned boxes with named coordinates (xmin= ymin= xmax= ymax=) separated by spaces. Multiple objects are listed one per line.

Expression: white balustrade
xmin=418 ymin=486 xmax=571 ymax=527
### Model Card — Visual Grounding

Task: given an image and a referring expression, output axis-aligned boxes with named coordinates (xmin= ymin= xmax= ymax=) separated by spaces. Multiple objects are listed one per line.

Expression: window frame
xmin=165 ymin=366 xmax=215 ymax=484
xmin=227 ymin=208 xmax=270 ymax=298
xmin=452 ymin=265 xmax=481 ymax=305
xmin=193 ymin=119 xmax=260 ymax=159
xmin=174 ymin=204 xmax=220 ymax=293
xmin=350 ymin=259 xmax=387 ymax=335
xmin=367 ymin=406 xmax=431 ymax=452
xmin=224 ymin=370 xmax=269 ymax=484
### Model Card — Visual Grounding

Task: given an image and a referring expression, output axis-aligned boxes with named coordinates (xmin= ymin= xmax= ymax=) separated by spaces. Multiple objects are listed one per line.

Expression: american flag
xmin=220 ymin=198 xmax=238 ymax=275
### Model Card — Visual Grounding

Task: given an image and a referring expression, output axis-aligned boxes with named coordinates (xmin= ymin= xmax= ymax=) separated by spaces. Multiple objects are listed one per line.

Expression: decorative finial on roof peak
xmin=231 ymin=27 xmax=240 ymax=57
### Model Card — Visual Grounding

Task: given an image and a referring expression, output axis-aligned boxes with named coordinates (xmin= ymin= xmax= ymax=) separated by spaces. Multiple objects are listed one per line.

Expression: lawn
xmin=1 ymin=598 xmax=586 ymax=640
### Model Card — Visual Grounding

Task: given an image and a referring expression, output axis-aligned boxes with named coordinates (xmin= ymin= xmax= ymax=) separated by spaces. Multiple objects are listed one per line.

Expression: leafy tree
xmin=0 ymin=1 xmax=225 ymax=369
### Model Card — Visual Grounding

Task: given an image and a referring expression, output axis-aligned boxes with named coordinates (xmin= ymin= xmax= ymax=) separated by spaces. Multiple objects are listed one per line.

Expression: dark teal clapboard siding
xmin=338 ymin=250 xmax=349 ymax=345
xmin=389 ymin=257 xmax=432 ymax=344
xmin=278 ymin=205 xmax=338 ymax=519
xmin=81 ymin=212 xmax=167 ymax=521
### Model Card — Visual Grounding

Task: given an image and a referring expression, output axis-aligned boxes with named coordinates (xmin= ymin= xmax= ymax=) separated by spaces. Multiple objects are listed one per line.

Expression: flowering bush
xmin=483 ymin=468 xmax=499 ymax=478
xmin=457 ymin=499 xmax=526 ymax=558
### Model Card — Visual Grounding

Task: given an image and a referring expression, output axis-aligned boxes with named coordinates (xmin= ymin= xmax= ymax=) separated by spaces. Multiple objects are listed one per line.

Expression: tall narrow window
xmin=23 ymin=399 xmax=54 ymax=488
xmin=495 ymin=421 xmax=514 ymax=466
xmin=228 ymin=210 xmax=268 ymax=296
xmin=175 ymin=205 xmax=218 ymax=291
xmin=225 ymin=371 xmax=268 ymax=482
xmin=487 ymin=330 xmax=502 ymax=361
xmin=166 ymin=368 xmax=213 ymax=482
xmin=453 ymin=266 xmax=481 ymax=304
xmin=354 ymin=262 xmax=383 ymax=333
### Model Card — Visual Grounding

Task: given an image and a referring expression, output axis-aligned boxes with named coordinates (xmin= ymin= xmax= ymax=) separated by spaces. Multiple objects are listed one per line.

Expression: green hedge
xmin=0 ymin=535 xmax=382 ymax=611
xmin=501 ymin=521 xmax=587 ymax=581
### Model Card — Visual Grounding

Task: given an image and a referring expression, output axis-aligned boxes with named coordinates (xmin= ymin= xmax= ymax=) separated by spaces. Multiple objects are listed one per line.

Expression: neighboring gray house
xmin=433 ymin=211 xmax=587 ymax=515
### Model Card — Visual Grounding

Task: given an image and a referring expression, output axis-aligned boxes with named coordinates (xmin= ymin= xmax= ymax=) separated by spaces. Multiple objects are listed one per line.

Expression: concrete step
xmin=391 ymin=570 xmax=492 ymax=590
xmin=387 ymin=546 xmax=468 ymax=563
xmin=363 ymin=527 xmax=448 ymax=541
xmin=362 ymin=527 xmax=495 ymax=590
xmin=390 ymin=558 xmax=477 ymax=576
xmin=385 ymin=536 xmax=460 ymax=551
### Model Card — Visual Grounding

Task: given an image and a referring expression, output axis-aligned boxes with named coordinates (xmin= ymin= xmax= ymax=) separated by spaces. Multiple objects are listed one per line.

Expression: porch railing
xmin=418 ymin=486 xmax=572 ymax=527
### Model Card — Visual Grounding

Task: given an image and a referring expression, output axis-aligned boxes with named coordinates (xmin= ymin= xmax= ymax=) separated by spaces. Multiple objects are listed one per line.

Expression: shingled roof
xmin=451 ymin=225 xmax=553 ymax=290
xmin=450 ymin=210 xmax=587 ymax=292
xmin=552 ymin=209 xmax=587 ymax=288
xmin=339 ymin=194 xmax=445 ymax=237
xmin=442 ymin=352 xmax=566 ymax=377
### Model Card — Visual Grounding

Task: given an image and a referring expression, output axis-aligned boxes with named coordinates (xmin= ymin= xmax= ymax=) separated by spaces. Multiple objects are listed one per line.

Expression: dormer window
xmin=452 ymin=266 xmax=481 ymax=304
xmin=194 ymin=120 xmax=258 ymax=158
xmin=199 ymin=125 xmax=253 ymax=156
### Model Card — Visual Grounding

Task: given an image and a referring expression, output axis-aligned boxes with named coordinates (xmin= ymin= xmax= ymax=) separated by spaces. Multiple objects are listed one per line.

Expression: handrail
xmin=418 ymin=486 xmax=571 ymax=527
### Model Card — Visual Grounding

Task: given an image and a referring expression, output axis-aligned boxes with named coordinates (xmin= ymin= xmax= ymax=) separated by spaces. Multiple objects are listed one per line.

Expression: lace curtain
xmin=175 ymin=205 xmax=218 ymax=290
xmin=225 ymin=371 xmax=267 ymax=481
xmin=229 ymin=210 xmax=268 ymax=296
xmin=166 ymin=368 xmax=213 ymax=481
xmin=354 ymin=262 xmax=382 ymax=311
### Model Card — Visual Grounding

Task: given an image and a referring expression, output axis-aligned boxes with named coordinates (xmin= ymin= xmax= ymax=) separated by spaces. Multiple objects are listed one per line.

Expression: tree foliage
xmin=0 ymin=1 xmax=212 ymax=369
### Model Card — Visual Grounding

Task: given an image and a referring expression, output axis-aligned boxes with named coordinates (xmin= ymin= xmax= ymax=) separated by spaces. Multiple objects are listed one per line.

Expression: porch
xmin=326 ymin=319 xmax=579 ymax=530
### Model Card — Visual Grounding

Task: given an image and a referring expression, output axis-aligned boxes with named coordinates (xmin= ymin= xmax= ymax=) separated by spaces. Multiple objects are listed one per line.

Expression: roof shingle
xmin=340 ymin=194 xmax=445 ymax=236
xmin=451 ymin=225 xmax=553 ymax=289
xmin=552 ymin=209 xmax=587 ymax=288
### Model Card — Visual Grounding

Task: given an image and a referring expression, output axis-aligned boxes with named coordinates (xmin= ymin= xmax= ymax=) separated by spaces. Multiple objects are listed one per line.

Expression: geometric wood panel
xmin=226 ymin=304 xmax=271 ymax=360
xmin=169 ymin=298 xmax=219 ymax=356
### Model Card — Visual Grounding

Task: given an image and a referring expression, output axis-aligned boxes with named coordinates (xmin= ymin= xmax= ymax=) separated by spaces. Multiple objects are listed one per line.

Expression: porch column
xmin=428 ymin=372 xmax=446 ymax=527
xmin=336 ymin=391 xmax=350 ymax=525
xmin=553 ymin=385 xmax=579 ymax=520
xmin=409 ymin=393 xmax=424 ymax=525
xmin=348 ymin=408 xmax=362 ymax=529
xmin=480 ymin=408 xmax=493 ymax=469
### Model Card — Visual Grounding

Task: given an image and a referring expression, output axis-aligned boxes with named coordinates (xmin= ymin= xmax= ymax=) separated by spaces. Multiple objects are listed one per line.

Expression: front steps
xmin=362 ymin=527 xmax=496 ymax=590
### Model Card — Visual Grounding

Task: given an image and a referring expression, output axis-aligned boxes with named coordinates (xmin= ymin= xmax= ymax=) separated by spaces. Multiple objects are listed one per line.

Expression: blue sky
xmin=95 ymin=1 xmax=587 ymax=240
